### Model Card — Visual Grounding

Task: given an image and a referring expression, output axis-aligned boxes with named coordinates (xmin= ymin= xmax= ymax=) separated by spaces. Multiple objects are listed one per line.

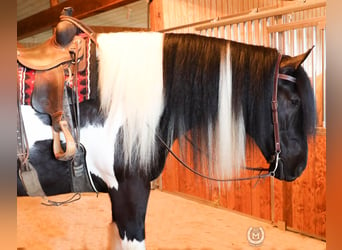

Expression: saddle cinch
xmin=17 ymin=18 xmax=87 ymax=161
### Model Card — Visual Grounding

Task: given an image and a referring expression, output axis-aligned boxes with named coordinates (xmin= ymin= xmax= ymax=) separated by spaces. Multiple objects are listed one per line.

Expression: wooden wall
xmin=149 ymin=0 xmax=326 ymax=240
xmin=161 ymin=133 xmax=326 ymax=238
xmin=150 ymin=0 xmax=284 ymax=31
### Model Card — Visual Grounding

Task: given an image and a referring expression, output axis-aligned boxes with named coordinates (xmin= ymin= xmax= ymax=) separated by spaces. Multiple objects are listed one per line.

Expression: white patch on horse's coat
xmin=121 ymin=234 xmax=145 ymax=250
xmin=214 ymin=43 xmax=246 ymax=178
xmin=21 ymin=105 xmax=53 ymax=146
xmin=21 ymin=105 xmax=119 ymax=190
xmin=79 ymin=112 xmax=123 ymax=190
xmin=97 ymin=32 xmax=164 ymax=171
xmin=108 ymin=223 xmax=145 ymax=250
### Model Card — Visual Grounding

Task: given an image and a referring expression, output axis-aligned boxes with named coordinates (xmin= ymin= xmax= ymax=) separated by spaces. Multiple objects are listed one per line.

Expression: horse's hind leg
xmin=107 ymin=174 xmax=150 ymax=250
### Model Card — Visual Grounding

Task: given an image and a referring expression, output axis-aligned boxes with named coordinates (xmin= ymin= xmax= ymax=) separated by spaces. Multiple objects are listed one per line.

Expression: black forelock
xmin=295 ymin=66 xmax=317 ymax=135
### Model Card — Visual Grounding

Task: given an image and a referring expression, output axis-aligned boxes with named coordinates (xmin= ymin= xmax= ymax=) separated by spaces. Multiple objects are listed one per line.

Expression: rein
xmin=158 ymin=53 xmax=296 ymax=182
xmin=41 ymin=192 xmax=81 ymax=206
xmin=156 ymin=133 xmax=277 ymax=182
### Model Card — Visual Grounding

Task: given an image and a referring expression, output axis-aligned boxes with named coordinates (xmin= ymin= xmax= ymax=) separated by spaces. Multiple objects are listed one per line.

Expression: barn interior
xmin=17 ymin=0 xmax=326 ymax=249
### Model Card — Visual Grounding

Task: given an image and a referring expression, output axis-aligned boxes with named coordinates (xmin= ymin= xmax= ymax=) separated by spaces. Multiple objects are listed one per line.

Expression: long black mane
xmin=229 ymin=41 xmax=279 ymax=140
xmin=157 ymin=33 xmax=316 ymax=177
xmin=158 ymin=34 xmax=280 ymax=173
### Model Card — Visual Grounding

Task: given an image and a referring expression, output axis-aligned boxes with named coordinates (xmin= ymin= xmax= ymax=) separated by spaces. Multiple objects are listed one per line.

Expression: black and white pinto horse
xmin=17 ymin=32 xmax=316 ymax=249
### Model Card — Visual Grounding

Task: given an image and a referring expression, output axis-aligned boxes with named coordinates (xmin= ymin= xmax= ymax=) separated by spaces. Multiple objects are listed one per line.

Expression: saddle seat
xmin=17 ymin=34 xmax=86 ymax=71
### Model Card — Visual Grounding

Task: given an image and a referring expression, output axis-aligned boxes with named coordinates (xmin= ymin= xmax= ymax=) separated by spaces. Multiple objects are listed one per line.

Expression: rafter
xmin=17 ymin=0 xmax=140 ymax=40
xmin=90 ymin=26 xmax=149 ymax=33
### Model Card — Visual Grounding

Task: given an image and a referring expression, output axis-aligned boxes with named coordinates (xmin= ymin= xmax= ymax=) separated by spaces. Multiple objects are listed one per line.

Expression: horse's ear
xmin=280 ymin=46 xmax=314 ymax=70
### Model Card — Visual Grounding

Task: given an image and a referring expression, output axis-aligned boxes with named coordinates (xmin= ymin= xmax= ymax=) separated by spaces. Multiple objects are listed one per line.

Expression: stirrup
xmin=53 ymin=120 xmax=76 ymax=161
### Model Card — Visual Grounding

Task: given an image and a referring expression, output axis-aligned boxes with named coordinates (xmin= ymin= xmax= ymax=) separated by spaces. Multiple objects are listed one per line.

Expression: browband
xmin=278 ymin=73 xmax=296 ymax=83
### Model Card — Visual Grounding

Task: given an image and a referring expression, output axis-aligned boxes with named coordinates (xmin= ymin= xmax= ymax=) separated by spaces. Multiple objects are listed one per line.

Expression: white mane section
xmin=215 ymin=43 xmax=245 ymax=178
xmin=97 ymin=32 xmax=164 ymax=169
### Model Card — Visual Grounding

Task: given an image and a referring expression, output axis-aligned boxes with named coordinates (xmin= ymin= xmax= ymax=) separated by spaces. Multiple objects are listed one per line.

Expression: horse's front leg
xmin=107 ymin=173 xmax=150 ymax=250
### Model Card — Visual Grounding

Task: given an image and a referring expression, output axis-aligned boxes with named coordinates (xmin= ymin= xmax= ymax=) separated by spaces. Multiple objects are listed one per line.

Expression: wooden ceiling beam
xmin=17 ymin=0 xmax=140 ymax=40
xmin=90 ymin=26 xmax=149 ymax=33
xmin=50 ymin=0 xmax=60 ymax=6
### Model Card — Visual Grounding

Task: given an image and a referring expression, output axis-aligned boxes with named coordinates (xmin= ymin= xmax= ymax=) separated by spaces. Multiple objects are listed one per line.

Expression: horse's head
xmin=267 ymin=48 xmax=316 ymax=181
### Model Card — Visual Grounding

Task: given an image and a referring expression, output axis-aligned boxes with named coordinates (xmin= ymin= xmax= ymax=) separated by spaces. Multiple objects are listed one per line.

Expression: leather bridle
xmin=269 ymin=54 xmax=297 ymax=177
xmin=157 ymin=53 xmax=297 ymax=182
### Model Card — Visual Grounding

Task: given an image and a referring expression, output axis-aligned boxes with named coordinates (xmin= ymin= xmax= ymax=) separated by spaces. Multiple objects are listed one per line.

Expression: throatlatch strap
xmin=271 ymin=54 xmax=282 ymax=154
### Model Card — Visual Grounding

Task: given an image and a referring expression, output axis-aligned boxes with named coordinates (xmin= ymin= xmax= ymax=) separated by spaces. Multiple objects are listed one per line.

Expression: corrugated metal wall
xmin=154 ymin=0 xmax=282 ymax=31
xmin=196 ymin=2 xmax=326 ymax=128
xmin=151 ymin=0 xmax=326 ymax=239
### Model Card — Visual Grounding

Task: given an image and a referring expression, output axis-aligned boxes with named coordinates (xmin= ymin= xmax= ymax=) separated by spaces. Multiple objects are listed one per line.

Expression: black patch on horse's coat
xmin=79 ymin=98 xmax=105 ymax=127
xmin=113 ymin=126 xmax=169 ymax=181
xmin=34 ymin=112 xmax=52 ymax=127
xmin=108 ymin=175 xmax=150 ymax=242
xmin=17 ymin=140 xmax=72 ymax=196
xmin=17 ymin=139 xmax=109 ymax=195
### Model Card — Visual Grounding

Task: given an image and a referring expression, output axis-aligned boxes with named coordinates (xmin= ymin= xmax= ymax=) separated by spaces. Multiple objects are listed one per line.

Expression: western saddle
xmin=17 ymin=8 xmax=97 ymax=196
xmin=17 ymin=10 xmax=89 ymax=162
